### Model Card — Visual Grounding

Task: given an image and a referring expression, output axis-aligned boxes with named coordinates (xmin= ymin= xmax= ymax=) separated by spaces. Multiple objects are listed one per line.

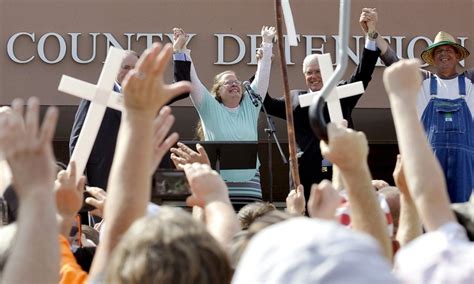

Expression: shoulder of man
xmin=291 ymin=89 xmax=307 ymax=109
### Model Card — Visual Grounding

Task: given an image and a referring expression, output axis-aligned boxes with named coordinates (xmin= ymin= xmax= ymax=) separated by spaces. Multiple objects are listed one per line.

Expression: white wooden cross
xmin=298 ymin=53 xmax=365 ymax=122
xmin=58 ymin=47 xmax=127 ymax=183
xmin=281 ymin=0 xmax=298 ymax=46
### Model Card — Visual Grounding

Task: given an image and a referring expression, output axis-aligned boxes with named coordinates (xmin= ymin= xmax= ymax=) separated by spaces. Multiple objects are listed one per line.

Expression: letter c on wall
xmin=7 ymin=32 xmax=35 ymax=64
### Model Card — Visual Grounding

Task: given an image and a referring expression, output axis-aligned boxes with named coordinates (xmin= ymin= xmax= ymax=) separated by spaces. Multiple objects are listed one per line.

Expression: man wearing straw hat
xmin=380 ymin=29 xmax=474 ymax=203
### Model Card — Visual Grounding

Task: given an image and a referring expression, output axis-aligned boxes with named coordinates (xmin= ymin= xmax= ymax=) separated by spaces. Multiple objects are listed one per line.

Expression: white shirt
xmin=395 ymin=222 xmax=474 ymax=284
xmin=416 ymin=74 xmax=474 ymax=119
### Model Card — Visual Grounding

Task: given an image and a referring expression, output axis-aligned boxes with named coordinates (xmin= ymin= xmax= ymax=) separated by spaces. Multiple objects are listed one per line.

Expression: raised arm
xmin=392 ymin=155 xmax=422 ymax=246
xmin=320 ymin=123 xmax=392 ymax=260
xmin=383 ymin=59 xmax=456 ymax=231
xmin=184 ymin=163 xmax=240 ymax=250
xmin=89 ymin=43 xmax=191 ymax=278
xmin=172 ymin=28 xmax=208 ymax=106
xmin=0 ymin=98 xmax=60 ymax=284
xmin=251 ymin=26 xmax=275 ymax=100
xmin=54 ymin=161 xmax=89 ymax=283
xmin=360 ymin=8 xmax=398 ymax=66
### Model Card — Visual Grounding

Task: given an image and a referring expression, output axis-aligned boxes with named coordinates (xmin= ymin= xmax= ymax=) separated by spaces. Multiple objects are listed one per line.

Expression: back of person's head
xmin=452 ymin=202 xmax=474 ymax=241
xmin=81 ymin=225 xmax=100 ymax=246
xmin=230 ymin=210 xmax=294 ymax=268
xmin=379 ymin=186 xmax=401 ymax=235
xmin=237 ymin=202 xmax=276 ymax=230
xmin=0 ymin=223 xmax=17 ymax=276
xmin=233 ymin=217 xmax=397 ymax=284
xmin=106 ymin=206 xmax=232 ymax=284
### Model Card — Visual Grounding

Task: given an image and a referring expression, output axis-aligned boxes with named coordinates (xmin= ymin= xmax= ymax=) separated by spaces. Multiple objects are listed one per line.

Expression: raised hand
xmin=371 ymin=179 xmax=390 ymax=191
xmin=0 ymin=97 xmax=58 ymax=199
xmin=150 ymin=106 xmax=180 ymax=173
xmin=55 ymin=161 xmax=86 ymax=219
xmin=286 ymin=184 xmax=305 ymax=215
xmin=359 ymin=8 xmax=378 ymax=34
xmin=307 ymin=180 xmax=341 ymax=220
xmin=85 ymin=186 xmax=107 ymax=218
xmin=0 ymin=97 xmax=60 ymax=284
xmin=393 ymin=155 xmax=409 ymax=196
xmin=183 ymin=163 xmax=230 ymax=208
xmin=170 ymin=142 xmax=211 ymax=169
xmin=122 ymin=43 xmax=192 ymax=114
xmin=261 ymin=26 xmax=277 ymax=43
xmin=383 ymin=59 xmax=422 ymax=102
xmin=320 ymin=122 xmax=369 ymax=172
xmin=172 ymin=27 xmax=189 ymax=52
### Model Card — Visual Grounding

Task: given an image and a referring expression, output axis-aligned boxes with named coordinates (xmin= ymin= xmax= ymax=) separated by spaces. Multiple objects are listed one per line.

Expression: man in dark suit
xmin=263 ymin=41 xmax=382 ymax=200
xmin=69 ymin=51 xmax=139 ymax=190
xmin=70 ymin=49 xmax=191 ymax=190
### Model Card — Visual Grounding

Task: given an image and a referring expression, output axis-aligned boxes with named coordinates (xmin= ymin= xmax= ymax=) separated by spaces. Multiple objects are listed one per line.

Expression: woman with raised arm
xmin=172 ymin=26 xmax=275 ymax=210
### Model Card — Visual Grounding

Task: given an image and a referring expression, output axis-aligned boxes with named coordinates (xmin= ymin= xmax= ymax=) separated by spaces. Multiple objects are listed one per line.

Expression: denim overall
xmin=420 ymin=73 xmax=474 ymax=202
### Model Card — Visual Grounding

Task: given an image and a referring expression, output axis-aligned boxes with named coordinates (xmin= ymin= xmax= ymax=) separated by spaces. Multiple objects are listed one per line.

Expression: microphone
xmin=242 ymin=81 xmax=260 ymax=107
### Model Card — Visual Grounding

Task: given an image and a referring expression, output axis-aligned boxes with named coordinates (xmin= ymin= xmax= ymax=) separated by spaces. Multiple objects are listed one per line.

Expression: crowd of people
xmin=0 ymin=7 xmax=473 ymax=284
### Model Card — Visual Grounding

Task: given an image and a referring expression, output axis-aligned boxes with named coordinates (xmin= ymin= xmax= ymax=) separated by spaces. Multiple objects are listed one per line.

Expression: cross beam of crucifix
xmin=58 ymin=47 xmax=127 ymax=183
xmin=298 ymin=53 xmax=364 ymax=122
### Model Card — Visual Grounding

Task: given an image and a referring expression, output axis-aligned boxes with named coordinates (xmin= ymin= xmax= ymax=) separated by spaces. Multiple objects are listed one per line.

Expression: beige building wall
xmin=1 ymin=0 xmax=472 ymax=107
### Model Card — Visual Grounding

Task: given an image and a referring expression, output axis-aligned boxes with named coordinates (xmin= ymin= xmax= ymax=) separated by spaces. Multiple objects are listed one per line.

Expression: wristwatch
xmin=368 ymin=30 xmax=379 ymax=40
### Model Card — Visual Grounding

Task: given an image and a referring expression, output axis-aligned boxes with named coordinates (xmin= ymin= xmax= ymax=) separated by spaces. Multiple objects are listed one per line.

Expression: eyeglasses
xmin=222 ymin=80 xmax=241 ymax=86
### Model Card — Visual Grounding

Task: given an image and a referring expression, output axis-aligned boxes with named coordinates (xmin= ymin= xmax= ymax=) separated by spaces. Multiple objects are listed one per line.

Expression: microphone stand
xmin=254 ymin=93 xmax=287 ymax=203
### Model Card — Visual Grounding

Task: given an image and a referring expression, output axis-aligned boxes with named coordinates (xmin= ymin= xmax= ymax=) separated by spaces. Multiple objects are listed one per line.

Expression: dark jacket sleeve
xmin=339 ymin=47 xmax=381 ymax=115
xmin=246 ymin=74 xmax=287 ymax=119
xmin=262 ymin=94 xmax=287 ymax=119
xmin=347 ymin=47 xmax=381 ymax=88
xmin=168 ymin=60 xmax=192 ymax=104
xmin=69 ymin=99 xmax=90 ymax=157
xmin=334 ymin=47 xmax=381 ymax=128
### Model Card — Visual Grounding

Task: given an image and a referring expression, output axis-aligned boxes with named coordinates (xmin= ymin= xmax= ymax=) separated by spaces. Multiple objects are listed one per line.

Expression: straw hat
xmin=421 ymin=31 xmax=470 ymax=65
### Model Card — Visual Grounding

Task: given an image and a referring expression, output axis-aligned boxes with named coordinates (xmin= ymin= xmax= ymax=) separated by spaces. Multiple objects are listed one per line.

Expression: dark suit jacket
xmin=69 ymin=81 xmax=190 ymax=190
xmin=262 ymin=48 xmax=381 ymax=196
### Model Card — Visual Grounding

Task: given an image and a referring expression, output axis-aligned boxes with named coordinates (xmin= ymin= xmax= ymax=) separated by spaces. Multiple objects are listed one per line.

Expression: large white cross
xmin=58 ymin=47 xmax=127 ymax=183
xmin=298 ymin=53 xmax=365 ymax=122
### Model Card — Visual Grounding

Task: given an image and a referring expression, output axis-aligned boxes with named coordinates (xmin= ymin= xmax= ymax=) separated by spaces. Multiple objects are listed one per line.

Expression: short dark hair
xmin=230 ymin=210 xmax=295 ymax=267
xmin=237 ymin=202 xmax=276 ymax=230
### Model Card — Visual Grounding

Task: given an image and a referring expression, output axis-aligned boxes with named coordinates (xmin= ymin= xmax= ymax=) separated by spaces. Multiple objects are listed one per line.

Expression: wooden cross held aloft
xmin=298 ymin=53 xmax=364 ymax=122
xmin=58 ymin=47 xmax=127 ymax=183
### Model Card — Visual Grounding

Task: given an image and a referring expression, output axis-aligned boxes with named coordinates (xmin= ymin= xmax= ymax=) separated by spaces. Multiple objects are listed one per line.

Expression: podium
xmin=151 ymin=141 xmax=259 ymax=205
xmin=181 ymin=141 xmax=259 ymax=171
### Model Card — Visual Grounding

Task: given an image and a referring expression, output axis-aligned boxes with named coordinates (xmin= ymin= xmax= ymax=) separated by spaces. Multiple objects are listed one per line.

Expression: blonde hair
xmin=229 ymin=210 xmax=295 ymax=268
xmin=237 ymin=202 xmax=276 ymax=230
xmin=210 ymin=70 xmax=235 ymax=103
xmin=107 ymin=207 xmax=232 ymax=284
xmin=195 ymin=120 xmax=205 ymax=141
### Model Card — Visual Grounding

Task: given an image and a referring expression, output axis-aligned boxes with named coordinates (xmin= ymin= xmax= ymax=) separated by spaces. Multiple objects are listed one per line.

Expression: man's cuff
xmin=365 ymin=37 xmax=377 ymax=51
xmin=173 ymin=49 xmax=191 ymax=61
